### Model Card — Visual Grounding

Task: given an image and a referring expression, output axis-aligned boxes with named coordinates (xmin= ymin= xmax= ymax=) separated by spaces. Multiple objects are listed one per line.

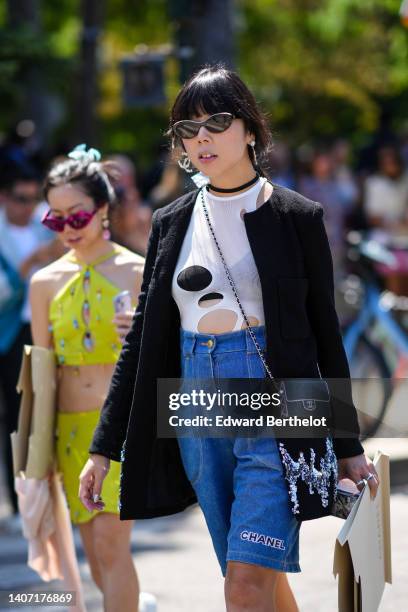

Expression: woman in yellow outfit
xmin=29 ymin=145 xmax=152 ymax=612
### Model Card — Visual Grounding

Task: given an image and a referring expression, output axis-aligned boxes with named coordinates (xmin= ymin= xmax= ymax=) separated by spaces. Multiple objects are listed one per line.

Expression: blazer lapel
xmin=244 ymin=185 xmax=305 ymax=279
xmin=243 ymin=185 xmax=287 ymax=279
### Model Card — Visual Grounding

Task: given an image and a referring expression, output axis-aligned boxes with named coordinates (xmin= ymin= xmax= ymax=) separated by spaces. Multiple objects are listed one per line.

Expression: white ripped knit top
xmin=171 ymin=177 xmax=268 ymax=333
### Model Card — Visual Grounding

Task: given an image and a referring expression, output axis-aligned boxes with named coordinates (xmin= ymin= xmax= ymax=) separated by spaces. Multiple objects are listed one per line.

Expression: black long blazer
xmin=90 ymin=183 xmax=364 ymax=521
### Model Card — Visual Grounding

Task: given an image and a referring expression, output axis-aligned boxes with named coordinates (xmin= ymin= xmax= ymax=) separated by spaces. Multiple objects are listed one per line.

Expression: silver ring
xmin=356 ymin=473 xmax=375 ymax=487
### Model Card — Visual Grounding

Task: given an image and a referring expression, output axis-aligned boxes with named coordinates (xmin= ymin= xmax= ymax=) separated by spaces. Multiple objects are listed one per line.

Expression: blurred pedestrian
xmin=81 ymin=66 xmax=377 ymax=612
xmin=299 ymin=149 xmax=356 ymax=279
xmin=363 ymin=145 xmax=408 ymax=295
xmin=267 ymin=142 xmax=296 ymax=190
xmin=331 ymin=139 xmax=359 ymax=207
xmin=109 ymin=154 xmax=152 ymax=256
xmin=0 ymin=163 xmax=61 ymax=527
xmin=363 ymin=145 xmax=408 ymax=230
xmin=147 ymin=152 xmax=189 ymax=209
xmin=29 ymin=146 xmax=154 ymax=612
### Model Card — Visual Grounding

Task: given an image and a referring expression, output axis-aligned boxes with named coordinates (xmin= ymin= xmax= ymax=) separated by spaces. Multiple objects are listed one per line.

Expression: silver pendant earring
xmin=178 ymin=152 xmax=194 ymax=173
xmin=250 ymin=140 xmax=258 ymax=166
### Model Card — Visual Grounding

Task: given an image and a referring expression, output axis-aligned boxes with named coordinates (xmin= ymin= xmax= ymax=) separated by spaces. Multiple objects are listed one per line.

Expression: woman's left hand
xmin=337 ymin=454 xmax=379 ymax=499
xmin=112 ymin=311 xmax=134 ymax=344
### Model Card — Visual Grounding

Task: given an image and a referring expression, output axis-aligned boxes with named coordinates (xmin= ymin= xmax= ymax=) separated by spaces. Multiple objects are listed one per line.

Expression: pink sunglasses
xmin=41 ymin=208 xmax=97 ymax=232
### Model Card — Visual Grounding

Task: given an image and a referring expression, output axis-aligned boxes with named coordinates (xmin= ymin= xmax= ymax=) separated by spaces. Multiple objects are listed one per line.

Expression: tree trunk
xmin=76 ymin=0 xmax=105 ymax=145
xmin=171 ymin=0 xmax=236 ymax=82
xmin=6 ymin=0 xmax=49 ymax=153
xmin=7 ymin=0 xmax=41 ymax=29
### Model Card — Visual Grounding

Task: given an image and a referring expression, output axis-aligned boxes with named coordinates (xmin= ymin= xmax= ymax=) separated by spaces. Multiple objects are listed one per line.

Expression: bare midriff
xmin=57 ymin=362 xmax=116 ymax=413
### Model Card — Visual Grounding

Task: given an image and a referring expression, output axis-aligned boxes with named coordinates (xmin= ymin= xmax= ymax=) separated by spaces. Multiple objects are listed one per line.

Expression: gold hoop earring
xmin=178 ymin=152 xmax=194 ymax=174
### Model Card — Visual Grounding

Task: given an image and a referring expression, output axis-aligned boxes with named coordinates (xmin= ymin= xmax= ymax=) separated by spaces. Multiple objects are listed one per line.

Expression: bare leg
xmin=78 ymin=520 xmax=103 ymax=591
xmin=275 ymin=574 xmax=299 ymax=612
xmin=91 ymin=512 xmax=139 ymax=612
xmin=225 ymin=561 xmax=298 ymax=612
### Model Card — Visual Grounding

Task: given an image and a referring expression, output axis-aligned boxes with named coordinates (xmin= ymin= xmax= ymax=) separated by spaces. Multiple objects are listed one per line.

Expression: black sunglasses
xmin=172 ymin=112 xmax=235 ymax=139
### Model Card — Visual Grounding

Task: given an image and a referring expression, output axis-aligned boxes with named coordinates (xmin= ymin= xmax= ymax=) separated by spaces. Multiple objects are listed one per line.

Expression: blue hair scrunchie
xmin=67 ymin=143 xmax=102 ymax=163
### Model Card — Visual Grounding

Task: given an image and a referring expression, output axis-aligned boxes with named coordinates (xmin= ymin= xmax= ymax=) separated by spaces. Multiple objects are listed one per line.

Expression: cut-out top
xmin=172 ymin=177 xmax=268 ymax=334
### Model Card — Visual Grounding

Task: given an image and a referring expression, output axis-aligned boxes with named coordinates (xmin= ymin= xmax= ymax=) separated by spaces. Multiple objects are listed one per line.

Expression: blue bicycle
xmin=340 ymin=231 xmax=408 ymax=439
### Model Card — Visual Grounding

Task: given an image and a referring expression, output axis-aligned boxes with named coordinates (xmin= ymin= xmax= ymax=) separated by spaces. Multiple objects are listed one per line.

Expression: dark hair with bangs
xmin=167 ymin=64 xmax=273 ymax=175
xmin=43 ymin=157 xmax=118 ymax=210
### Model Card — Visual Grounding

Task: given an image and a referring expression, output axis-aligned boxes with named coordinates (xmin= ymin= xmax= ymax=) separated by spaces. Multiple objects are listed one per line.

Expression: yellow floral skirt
xmin=56 ymin=409 xmax=121 ymax=524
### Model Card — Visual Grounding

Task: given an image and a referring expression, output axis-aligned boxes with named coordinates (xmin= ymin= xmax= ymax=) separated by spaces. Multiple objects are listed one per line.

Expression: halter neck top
xmin=49 ymin=245 xmax=134 ymax=366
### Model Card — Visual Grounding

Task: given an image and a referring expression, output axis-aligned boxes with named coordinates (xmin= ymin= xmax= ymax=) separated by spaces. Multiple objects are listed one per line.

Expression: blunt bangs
xmin=171 ymin=72 xmax=244 ymax=123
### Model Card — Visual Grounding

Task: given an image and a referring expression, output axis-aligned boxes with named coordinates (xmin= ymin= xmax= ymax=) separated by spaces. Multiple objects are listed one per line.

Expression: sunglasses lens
xmin=67 ymin=210 xmax=95 ymax=230
xmin=206 ymin=113 xmax=233 ymax=133
xmin=174 ymin=121 xmax=199 ymax=139
xmin=41 ymin=214 xmax=64 ymax=232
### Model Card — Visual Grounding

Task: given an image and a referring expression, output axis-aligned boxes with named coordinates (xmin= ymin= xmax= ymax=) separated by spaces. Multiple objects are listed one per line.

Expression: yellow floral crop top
xmin=49 ymin=245 xmax=135 ymax=366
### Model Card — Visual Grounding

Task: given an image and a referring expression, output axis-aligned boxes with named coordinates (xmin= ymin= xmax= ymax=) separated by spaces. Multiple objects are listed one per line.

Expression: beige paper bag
xmin=333 ymin=452 xmax=392 ymax=611
xmin=12 ymin=347 xmax=85 ymax=610
xmin=11 ymin=345 xmax=57 ymax=479
xmin=15 ymin=473 xmax=86 ymax=612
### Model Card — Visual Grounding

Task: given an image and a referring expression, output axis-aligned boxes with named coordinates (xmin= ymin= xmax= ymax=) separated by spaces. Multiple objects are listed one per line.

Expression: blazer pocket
xmin=277 ymin=277 xmax=311 ymax=340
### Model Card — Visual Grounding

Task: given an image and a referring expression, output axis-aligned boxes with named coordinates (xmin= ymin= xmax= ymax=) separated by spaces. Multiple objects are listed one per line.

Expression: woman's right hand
xmin=78 ymin=454 xmax=110 ymax=512
xmin=112 ymin=310 xmax=135 ymax=344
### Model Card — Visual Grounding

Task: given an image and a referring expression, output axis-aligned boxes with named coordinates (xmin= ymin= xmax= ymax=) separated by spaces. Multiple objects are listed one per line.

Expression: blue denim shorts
xmin=178 ymin=326 xmax=301 ymax=576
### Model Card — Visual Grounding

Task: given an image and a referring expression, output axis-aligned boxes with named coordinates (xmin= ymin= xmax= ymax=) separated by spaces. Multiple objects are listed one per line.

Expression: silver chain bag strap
xmin=199 ymin=187 xmax=331 ymax=424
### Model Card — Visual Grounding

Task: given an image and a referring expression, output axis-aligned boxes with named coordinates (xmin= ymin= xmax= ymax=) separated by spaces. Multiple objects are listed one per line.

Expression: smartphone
xmin=113 ymin=290 xmax=132 ymax=314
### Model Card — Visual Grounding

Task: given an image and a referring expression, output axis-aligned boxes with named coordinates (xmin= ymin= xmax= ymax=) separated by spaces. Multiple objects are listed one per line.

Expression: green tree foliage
xmin=237 ymin=0 xmax=408 ymax=144
xmin=1 ymin=0 xmax=407 ymax=161
xmin=0 ymin=1 xmax=78 ymax=134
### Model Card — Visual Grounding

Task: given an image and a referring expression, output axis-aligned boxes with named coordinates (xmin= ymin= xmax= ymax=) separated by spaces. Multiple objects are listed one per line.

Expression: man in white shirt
xmin=364 ymin=145 xmax=408 ymax=229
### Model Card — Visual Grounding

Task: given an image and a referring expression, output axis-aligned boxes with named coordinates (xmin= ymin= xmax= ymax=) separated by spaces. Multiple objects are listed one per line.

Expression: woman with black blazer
xmin=80 ymin=65 xmax=379 ymax=611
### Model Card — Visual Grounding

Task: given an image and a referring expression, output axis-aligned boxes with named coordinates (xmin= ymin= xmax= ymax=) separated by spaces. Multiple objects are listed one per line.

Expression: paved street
xmin=0 ymin=452 xmax=407 ymax=611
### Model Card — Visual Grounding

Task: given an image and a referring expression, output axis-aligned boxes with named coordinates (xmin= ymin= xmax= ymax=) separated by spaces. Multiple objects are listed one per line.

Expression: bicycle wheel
xmin=348 ymin=333 xmax=392 ymax=440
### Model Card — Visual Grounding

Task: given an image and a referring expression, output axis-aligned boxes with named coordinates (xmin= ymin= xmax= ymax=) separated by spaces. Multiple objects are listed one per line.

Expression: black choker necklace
xmin=206 ymin=172 xmax=260 ymax=194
